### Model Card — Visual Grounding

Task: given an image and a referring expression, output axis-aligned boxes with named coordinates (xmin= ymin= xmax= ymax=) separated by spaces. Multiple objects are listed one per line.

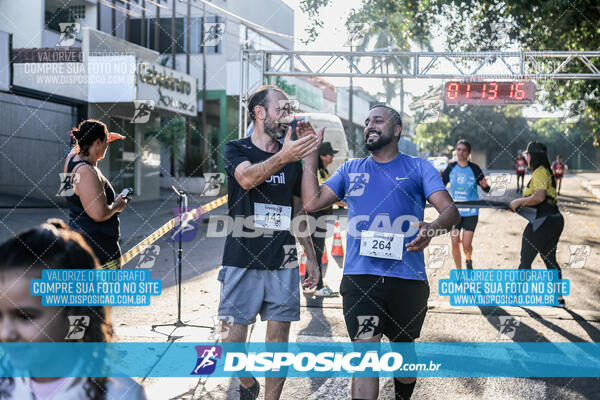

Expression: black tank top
xmin=66 ymin=157 xmax=120 ymax=239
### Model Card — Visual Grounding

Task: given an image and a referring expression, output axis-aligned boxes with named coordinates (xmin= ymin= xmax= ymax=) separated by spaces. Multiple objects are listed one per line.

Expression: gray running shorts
xmin=218 ymin=266 xmax=300 ymax=325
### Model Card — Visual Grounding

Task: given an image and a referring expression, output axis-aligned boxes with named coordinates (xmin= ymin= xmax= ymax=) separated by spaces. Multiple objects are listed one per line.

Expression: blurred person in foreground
xmin=63 ymin=120 xmax=129 ymax=266
xmin=0 ymin=218 xmax=146 ymax=399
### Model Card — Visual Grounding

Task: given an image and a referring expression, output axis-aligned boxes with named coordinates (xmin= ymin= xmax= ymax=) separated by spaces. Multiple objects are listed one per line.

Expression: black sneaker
xmin=239 ymin=378 xmax=260 ymax=400
xmin=465 ymin=260 xmax=473 ymax=269
xmin=557 ymin=296 xmax=566 ymax=308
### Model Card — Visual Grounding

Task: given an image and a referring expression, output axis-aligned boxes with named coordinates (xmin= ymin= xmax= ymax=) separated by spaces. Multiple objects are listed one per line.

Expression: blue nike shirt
xmin=324 ymin=153 xmax=447 ymax=280
xmin=441 ymin=162 xmax=485 ymax=217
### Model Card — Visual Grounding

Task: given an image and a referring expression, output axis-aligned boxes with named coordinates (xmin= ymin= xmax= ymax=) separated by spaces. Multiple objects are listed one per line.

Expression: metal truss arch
xmin=239 ymin=49 xmax=600 ymax=137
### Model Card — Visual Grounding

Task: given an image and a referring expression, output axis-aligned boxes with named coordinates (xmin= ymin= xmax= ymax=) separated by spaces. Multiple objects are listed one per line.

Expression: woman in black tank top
xmin=63 ymin=120 xmax=129 ymax=266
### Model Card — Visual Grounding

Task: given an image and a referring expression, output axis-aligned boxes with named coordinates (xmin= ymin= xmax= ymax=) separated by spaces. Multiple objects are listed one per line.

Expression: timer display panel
xmin=444 ymin=81 xmax=536 ymax=105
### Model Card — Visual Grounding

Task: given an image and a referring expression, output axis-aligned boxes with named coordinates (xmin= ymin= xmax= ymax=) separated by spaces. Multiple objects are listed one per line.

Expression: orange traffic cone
xmin=299 ymin=251 xmax=307 ymax=276
xmin=331 ymin=221 xmax=344 ymax=257
xmin=321 ymin=251 xmax=328 ymax=265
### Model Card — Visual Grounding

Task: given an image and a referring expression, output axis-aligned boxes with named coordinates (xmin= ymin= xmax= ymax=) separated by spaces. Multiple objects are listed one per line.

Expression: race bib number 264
xmin=359 ymin=231 xmax=404 ymax=260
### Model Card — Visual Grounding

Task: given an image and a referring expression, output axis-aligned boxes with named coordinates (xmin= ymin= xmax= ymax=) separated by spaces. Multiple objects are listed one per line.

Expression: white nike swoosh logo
xmin=395 ymin=177 xmax=409 ymax=181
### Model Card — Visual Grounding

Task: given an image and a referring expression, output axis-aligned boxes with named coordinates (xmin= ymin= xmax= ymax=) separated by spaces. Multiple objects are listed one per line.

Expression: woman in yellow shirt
xmin=509 ymin=142 xmax=565 ymax=306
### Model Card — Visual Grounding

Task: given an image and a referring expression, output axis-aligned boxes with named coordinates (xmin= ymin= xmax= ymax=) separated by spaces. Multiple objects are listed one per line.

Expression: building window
xmin=45 ymin=5 xmax=85 ymax=33
xmin=98 ymin=0 xmax=127 ymax=39
xmin=129 ymin=16 xmax=222 ymax=54
xmin=70 ymin=5 xmax=86 ymax=20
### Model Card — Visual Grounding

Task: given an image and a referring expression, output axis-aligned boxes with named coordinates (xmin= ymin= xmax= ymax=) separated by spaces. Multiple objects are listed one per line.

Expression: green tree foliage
xmin=532 ymin=117 xmax=598 ymax=170
xmin=416 ymin=105 xmax=537 ymax=168
xmin=355 ymin=28 xmax=410 ymax=111
xmin=300 ymin=0 xmax=600 ymax=140
xmin=415 ymin=106 xmax=597 ymax=169
xmin=414 ymin=114 xmax=455 ymax=155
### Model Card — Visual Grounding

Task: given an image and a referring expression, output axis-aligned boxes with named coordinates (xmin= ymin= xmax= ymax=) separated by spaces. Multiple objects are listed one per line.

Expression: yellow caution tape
xmin=102 ymin=195 xmax=228 ymax=270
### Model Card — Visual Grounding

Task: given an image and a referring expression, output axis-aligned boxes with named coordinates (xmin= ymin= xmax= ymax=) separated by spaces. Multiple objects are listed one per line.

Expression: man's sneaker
xmin=315 ymin=285 xmax=339 ymax=297
xmin=557 ymin=296 xmax=566 ymax=308
xmin=465 ymin=259 xmax=473 ymax=269
xmin=239 ymin=378 xmax=260 ymax=400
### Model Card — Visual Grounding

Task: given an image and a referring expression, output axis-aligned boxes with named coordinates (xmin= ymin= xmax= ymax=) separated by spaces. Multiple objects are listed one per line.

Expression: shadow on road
xmin=475 ymin=305 xmax=600 ymax=399
xmin=298 ymin=294 xmax=334 ymax=394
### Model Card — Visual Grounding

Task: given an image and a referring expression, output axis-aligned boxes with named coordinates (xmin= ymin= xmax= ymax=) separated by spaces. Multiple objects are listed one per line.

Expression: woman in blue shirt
xmin=442 ymin=140 xmax=490 ymax=269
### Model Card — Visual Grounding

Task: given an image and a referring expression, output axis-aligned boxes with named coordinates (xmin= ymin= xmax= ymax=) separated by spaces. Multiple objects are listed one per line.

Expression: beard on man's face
xmin=263 ymin=115 xmax=280 ymax=140
xmin=264 ymin=114 xmax=287 ymax=140
xmin=365 ymin=126 xmax=394 ymax=151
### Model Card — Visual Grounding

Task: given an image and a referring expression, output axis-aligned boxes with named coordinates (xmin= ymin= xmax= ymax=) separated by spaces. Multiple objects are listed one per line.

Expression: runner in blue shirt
xmin=441 ymin=140 xmax=490 ymax=270
xmin=301 ymin=105 xmax=460 ymax=400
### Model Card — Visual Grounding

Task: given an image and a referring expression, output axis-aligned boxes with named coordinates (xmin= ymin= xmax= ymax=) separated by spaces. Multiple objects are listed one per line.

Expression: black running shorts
xmin=454 ymin=215 xmax=479 ymax=232
xmin=340 ymin=274 xmax=429 ymax=342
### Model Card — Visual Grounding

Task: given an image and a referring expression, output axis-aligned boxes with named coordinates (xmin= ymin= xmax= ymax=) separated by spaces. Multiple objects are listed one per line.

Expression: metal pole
xmin=185 ymin=0 xmax=192 ymax=176
xmin=111 ymin=0 xmax=116 ymax=36
xmin=126 ymin=1 xmax=130 ymax=41
xmin=349 ymin=44 xmax=354 ymax=155
xmin=186 ymin=0 xmax=191 ymax=73
xmin=154 ymin=3 xmax=160 ymax=51
xmin=97 ymin=0 xmax=101 ymax=31
xmin=239 ymin=47 xmax=245 ymax=139
xmin=201 ymin=4 xmax=209 ymax=169
xmin=171 ymin=0 xmax=176 ymax=70
xmin=244 ymin=49 xmax=249 ymax=136
xmin=261 ymin=50 xmax=265 ymax=85
xmin=177 ymin=192 xmax=184 ymax=323
xmin=141 ymin=0 xmax=146 ymax=47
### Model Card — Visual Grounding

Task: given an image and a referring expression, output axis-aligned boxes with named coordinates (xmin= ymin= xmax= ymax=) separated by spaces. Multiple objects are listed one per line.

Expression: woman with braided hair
xmin=0 ymin=219 xmax=146 ymax=400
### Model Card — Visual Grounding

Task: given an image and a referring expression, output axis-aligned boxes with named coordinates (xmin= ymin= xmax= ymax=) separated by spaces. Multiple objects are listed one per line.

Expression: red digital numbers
xmin=447 ymin=82 xmax=459 ymax=100
xmin=508 ymin=82 xmax=526 ymax=99
xmin=444 ymin=81 xmax=534 ymax=105
xmin=488 ymin=82 xmax=498 ymax=100
xmin=515 ymin=82 xmax=525 ymax=99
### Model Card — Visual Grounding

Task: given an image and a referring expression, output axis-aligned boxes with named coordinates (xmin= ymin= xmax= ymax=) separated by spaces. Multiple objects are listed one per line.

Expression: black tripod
xmin=151 ymin=186 xmax=211 ymax=340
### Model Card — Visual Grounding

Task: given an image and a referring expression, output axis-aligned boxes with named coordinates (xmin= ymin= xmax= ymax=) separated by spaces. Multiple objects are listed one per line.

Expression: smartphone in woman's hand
xmin=121 ymin=188 xmax=133 ymax=200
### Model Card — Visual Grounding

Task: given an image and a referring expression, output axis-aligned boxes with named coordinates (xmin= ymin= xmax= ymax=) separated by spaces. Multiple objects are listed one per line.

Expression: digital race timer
xmin=443 ymin=81 xmax=536 ymax=105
